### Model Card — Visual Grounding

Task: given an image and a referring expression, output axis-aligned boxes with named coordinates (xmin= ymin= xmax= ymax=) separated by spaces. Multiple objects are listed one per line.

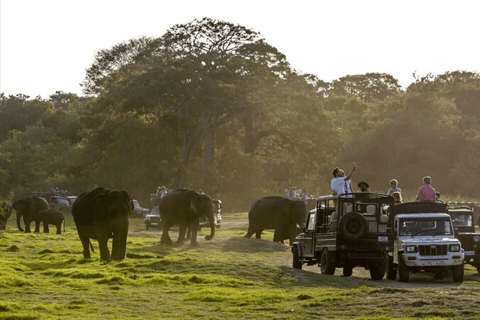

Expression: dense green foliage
xmin=1 ymin=214 xmax=480 ymax=319
xmin=1 ymin=18 xmax=480 ymax=210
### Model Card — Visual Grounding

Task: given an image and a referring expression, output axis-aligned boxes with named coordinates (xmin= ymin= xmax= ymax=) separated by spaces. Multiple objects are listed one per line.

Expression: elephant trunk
xmin=16 ymin=211 xmax=24 ymax=232
xmin=205 ymin=212 xmax=215 ymax=241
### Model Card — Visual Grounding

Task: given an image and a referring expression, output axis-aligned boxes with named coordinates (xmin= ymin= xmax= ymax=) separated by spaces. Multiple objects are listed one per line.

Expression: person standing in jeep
xmin=416 ymin=176 xmax=436 ymax=201
xmin=330 ymin=163 xmax=357 ymax=197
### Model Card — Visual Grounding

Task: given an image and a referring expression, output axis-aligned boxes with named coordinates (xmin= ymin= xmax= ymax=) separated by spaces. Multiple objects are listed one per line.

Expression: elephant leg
xmin=160 ymin=225 xmax=173 ymax=245
xmin=176 ymin=225 xmax=187 ymax=245
xmin=97 ymin=237 xmax=111 ymax=262
xmin=273 ymin=229 xmax=281 ymax=243
xmin=56 ymin=224 xmax=61 ymax=234
xmin=244 ymin=229 xmax=255 ymax=238
xmin=80 ymin=236 xmax=92 ymax=259
xmin=188 ymin=224 xmax=199 ymax=246
xmin=255 ymin=230 xmax=263 ymax=239
xmin=34 ymin=219 xmax=42 ymax=233
xmin=111 ymin=234 xmax=126 ymax=260
xmin=44 ymin=222 xmax=50 ymax=233
xmin=24 ymin=216 xmax=32 ymax=233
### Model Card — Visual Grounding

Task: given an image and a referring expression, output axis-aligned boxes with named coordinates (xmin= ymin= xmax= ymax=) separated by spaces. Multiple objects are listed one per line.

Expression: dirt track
xmin=221 ymin=217 xmax=480 ymax=288
xmin=135 ymin=215 xmax=480 ymax=288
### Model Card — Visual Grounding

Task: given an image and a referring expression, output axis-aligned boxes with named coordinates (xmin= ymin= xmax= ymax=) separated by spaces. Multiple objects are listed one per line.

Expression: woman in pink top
xmin=416 ymin=176 xmax=436 ymax=201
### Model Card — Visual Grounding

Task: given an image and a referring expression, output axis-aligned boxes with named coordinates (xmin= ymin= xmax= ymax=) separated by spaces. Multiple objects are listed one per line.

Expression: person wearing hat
xmin=416 ymin=176 xmax=436 ymax=201
xmin=358 ymin=181 xmax=370 ymax=193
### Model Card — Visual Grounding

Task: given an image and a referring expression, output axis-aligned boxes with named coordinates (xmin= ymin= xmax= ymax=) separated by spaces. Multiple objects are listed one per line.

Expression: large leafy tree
xmin=81 ymin=18 xmax=293 ymax=187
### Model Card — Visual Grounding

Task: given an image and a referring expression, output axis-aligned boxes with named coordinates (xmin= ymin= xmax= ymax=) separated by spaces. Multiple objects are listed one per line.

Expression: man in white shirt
xmin=330 ymin=163 xmax=357 ymax=197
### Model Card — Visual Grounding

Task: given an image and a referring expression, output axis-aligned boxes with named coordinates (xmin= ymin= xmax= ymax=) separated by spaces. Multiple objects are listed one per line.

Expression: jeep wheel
xmin=398 ymin=254 xmax=410 ymax=283
xmin=370 ymin=262 xmax=386 ymax=280
xmin=386 ymin=256 xmax=397 ymax=280
xmin=338 ymin=212 xmax=368 ymax=241
xmin=292 ymin=246 xmax=302 ymax=270
xmin=343 ymin=264 xmax=353 ymax=277
xmin=452 ymin=264 xmax=464 ymax=283
xmin=320 ymin=249 xmax=335 ymax=275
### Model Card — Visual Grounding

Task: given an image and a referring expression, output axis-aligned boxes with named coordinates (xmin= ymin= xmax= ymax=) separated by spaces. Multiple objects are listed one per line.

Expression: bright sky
xmin=1 ymin=0 xmax=479 ymax=99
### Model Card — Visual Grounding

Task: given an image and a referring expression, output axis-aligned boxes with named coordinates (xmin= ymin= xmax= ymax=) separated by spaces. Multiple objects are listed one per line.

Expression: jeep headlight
xmin=449 ymin=244 xmax=461 ymax=252
xmin=405 ymin=245 xmax=418 ymax=253
xmin=474 ymin=235 xmax=480 ymax=243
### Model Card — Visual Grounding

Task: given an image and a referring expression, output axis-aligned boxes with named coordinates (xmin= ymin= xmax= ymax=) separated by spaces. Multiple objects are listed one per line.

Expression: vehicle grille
xmin=418 ymin=245 xmax=447 ymax=256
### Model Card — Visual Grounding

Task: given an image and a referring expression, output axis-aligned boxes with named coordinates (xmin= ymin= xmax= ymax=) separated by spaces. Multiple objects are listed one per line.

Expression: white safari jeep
xmin=386 ymin=202 xmax=464 ymax=283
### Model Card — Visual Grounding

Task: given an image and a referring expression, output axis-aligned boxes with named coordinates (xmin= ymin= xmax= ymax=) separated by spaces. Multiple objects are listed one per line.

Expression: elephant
xmin=12 ymin=196 xmax=50 ymax=233
xmin=159 ymin=189 xmax=215 ymax=246
xmin=0 ymin=203 xmax=13 ymax=231
xmin=32 ymin=209 xmax=65 ymax=234
xmin=72 ymin=187 xmax=134 ymax=262
xmin=245 ymin=196 xmax=307 ymax=244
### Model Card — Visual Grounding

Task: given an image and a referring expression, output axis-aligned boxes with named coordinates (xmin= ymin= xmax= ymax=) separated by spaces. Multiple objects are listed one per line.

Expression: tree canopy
xmin=1 ymin=18 xmax=480 ymax=210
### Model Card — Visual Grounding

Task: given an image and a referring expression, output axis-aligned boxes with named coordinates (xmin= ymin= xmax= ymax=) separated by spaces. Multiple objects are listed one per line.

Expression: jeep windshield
xmin=451 ymin=213 xmax=474 ymax=228
xmin=399 ymin=217 xmax=453 ymax=236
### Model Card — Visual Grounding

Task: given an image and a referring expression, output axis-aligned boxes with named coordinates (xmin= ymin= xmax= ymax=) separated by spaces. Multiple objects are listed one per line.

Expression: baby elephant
xmin=32 ymin=209 xmax=65 ymax=234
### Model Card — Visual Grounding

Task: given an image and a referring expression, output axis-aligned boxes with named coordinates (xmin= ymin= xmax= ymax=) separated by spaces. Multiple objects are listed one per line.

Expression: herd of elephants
xmin=2 ymin=187 xmax=305 ymax=262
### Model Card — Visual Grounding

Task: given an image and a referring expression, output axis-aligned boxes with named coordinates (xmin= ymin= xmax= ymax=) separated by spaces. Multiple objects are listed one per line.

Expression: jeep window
xmin=307 ymin=213 xmax=316 ymax=231
xmin=399 ymin=218 xmax=453 ymax=236
xmin=452 ymin=214 xmax=473 ymax=227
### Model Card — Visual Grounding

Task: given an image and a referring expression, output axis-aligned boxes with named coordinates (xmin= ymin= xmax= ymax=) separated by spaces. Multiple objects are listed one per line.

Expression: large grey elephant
xmin=12 ymin=196 xmax=50 ymax=233
xmin=159 ymin=189 xmax=215 ymax=246
xmin=31 ymin=209 xmax=65 ymax=234
xmin=245 ymin=196 xmax=307 ymax=244
xmin=72 ymin=187 xmax=134 ymax=262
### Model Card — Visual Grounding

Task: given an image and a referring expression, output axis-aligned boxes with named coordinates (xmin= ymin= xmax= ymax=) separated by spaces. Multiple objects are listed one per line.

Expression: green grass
xmin=1 ymin=213 xmax=480 ymax=319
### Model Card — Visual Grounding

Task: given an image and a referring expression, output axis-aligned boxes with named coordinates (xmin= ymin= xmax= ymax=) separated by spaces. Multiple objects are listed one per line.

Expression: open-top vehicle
xmin=447 ymin=204 xmax=480 ymax=273
xmin=292 ymin=193 xmax=394 ymax=280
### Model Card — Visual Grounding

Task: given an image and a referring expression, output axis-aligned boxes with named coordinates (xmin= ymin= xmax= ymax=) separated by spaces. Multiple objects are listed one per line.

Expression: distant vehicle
xmin=447 ymin=204 xmax=480 ymax=273
xmin=133 ymin=200 xmax=149 ymax=216
xmin=67 ymin=196 xmax=78 ymax=206
xmin=144 ymin=206 xmax=161 ymax=230
xmin=49 ymin=195 xmax=71 ymax=211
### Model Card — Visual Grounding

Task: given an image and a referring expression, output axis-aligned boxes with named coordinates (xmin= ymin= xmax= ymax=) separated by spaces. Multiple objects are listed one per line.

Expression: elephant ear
xmin=118 ymin=190 xmax=134 ymax=213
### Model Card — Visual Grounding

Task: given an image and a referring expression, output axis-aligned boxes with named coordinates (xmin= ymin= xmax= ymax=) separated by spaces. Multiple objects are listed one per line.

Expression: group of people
xmin=284 ymin=187 xmax=313 ymax=200
xmin=330 ymin=163 xmax=443 ymax=203
xmin=155 ymin=186 xmax=170 ymax=198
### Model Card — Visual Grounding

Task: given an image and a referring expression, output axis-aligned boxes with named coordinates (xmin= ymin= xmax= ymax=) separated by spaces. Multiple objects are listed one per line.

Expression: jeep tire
xmin=452 ymin=264 xmax=464 ymax=283
xmin=292 ymin=246 xmax=302 ymax=270
xmin=370 ymin=261 xmax=386 ymax=280
xmin=398 ymin=254 xmax=410 ymax=283
xmin=320 ymin=249 xmax=336 ymax=275
xmin=338 ymin=212 xmax=368 ymax=241
xmin=343 ymin=264 xmax=353 ymax=277
xmin=386 ymin=256 xmax=397 ymax=280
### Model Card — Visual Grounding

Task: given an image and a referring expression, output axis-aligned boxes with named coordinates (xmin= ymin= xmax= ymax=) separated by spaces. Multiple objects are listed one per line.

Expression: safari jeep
xmin=292 ymin=193 xmax=394 ymax=280
xmin=386 ymin=202 xmax=464 ymax=283
xmin=447 ymin=204 xmax=480 ymax=273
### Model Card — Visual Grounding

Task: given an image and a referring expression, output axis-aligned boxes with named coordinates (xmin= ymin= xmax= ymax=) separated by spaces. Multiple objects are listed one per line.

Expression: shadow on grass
xmin=221 ymin=236 xmax=290 ymax=253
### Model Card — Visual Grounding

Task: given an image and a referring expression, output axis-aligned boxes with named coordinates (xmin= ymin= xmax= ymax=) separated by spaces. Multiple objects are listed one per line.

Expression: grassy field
xmin=1 ymin=211 xmax=480 ymax=320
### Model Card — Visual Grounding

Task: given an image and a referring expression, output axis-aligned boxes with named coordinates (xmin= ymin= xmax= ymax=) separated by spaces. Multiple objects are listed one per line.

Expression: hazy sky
xmin=1 ymin=0 xmax=479 ymax=99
